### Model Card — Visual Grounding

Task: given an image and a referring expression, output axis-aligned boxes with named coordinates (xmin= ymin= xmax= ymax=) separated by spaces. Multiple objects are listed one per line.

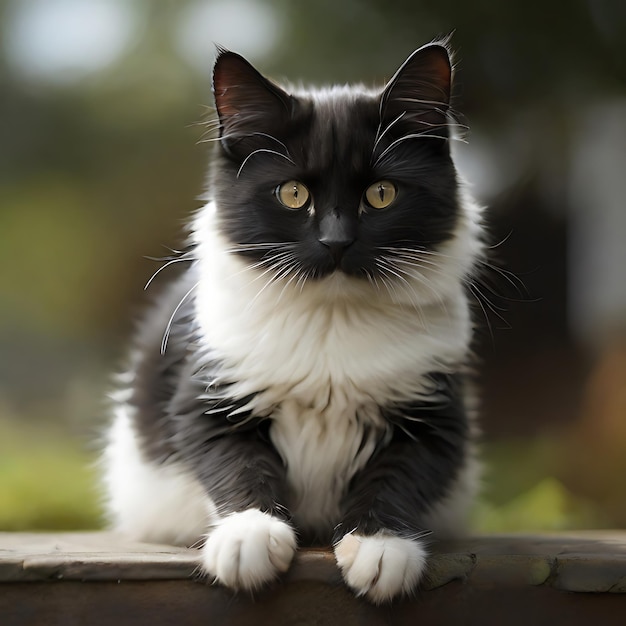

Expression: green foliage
xmin=0 ymin=422 xmax=613 ymax=532
xmin=474 ymin=477 xmax=605 ymax=533
xmin=0 ymin=420 xmax=102 ymax=531
xmin=473 ymin=440 xmax=609 ymax=532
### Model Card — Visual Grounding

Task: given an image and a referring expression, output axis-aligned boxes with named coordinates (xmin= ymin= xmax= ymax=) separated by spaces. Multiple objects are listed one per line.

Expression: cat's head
xmin=205 ymin=43 xmax=480 ymax=298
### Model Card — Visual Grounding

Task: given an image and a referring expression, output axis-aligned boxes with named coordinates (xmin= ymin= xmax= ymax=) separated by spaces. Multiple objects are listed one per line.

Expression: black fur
xmin=130 ymin=278 xmax=469 ymax=544
xmin=209 ymin=48 xmax=460 ymax=280
xmin=335 ymin=373 xmax=469 ymax=542
xmin=123 ymin=44 xmax=474 ymax=553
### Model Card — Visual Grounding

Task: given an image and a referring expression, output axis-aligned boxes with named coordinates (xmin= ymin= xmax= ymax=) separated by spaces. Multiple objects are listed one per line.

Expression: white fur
xmin=334 ymin=531 xmax=428 ymax=603
xmin=104 ymin=179 xmax=482 ymax=594
xmin=102 ymin=406 xmax=211 ymax=546
xmin=202 ymin=509 xmax=297 ymax=590
xmin=269 ymin=399 xmax=388 ymax=532
xmin=190 ymin=192 xmax=482 ymax=533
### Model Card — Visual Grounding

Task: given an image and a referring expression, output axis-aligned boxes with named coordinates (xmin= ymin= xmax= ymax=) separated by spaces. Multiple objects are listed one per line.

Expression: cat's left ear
xmin=213 ymin=49 xmax=294 ymax=159
xmin=380 ymin=43 xmax=452 ymax=138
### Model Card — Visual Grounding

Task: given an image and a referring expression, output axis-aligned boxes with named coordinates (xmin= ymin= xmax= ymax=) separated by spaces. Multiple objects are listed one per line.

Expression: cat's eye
xmin=275 ymin=180 xmax=310 ymax=210
xmin=364 ymin=180 xmax=397 ymax=209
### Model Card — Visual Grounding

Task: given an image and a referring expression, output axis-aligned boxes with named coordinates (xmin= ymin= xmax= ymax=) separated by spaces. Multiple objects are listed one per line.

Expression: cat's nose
xmin=319 ymin=235 xmax=355 ymax=262
xmin=318 ymin=210 xmax=356 ymax=262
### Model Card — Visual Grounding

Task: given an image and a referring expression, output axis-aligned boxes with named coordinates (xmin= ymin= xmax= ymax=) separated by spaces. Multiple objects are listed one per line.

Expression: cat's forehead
xmin=292 ymin=83 xmax=378 ymax=103
xmin=298 ymin=84 xmax=380 ymax=122
xmin=289 ymin=85 xmax=381 ymax=171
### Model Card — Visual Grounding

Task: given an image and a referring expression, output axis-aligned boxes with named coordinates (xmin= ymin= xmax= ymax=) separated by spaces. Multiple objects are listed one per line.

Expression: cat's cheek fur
xmin=201 ymin=509 xmax=297 ymax=591
xmin=334 ymin=532 xmax=428 ymax=604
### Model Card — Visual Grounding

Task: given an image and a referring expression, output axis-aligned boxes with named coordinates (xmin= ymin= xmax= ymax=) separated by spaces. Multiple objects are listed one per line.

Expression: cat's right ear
xmin=213 ymin=49 xmax=294 ymax=159
xmin=380 ymin=43 xmax=453 ymax=139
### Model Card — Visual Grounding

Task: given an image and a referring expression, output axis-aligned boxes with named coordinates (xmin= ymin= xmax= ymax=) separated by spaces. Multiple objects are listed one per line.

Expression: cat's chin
xmin=300 ymin=270 xmax=377 ymax=301
xmin=299 ymin=269 xmax=444 ymax=311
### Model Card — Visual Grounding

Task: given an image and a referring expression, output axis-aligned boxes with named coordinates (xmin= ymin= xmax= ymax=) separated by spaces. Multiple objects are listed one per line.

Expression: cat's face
xmin=210 ymin=45 xmax=460 ymax=284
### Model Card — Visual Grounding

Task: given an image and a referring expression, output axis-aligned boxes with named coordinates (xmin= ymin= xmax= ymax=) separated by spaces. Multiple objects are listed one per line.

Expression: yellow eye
xmin=275 ymin=180 xmax=310 ymax=210
xmin=365 ymin=180 xmax=397 ymax=209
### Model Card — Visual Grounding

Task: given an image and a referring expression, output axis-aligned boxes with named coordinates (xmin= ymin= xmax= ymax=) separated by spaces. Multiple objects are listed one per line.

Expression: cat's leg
xmin=184 ymin=431 xmax=297 ymax=592
xmin=334 ymin=381 xmax=473 ymax=604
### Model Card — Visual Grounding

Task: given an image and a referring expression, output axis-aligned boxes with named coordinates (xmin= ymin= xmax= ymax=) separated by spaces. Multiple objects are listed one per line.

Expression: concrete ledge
xmin=1 ymin=532 xmax=626 ymax=625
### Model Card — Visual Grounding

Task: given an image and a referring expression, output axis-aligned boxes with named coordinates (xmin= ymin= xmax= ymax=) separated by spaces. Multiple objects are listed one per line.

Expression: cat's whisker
xmin=247 ymin=132 xmax=293 ymax=159
xmin=385 ymin=245 xmax=474 ymax=264
xmin=245 ymin=254 xmax=302 ymax=310
xmin=277 ymin=261 xmax=306 ymax=302
xmin=371 ymin=111 xmax=406 ymax=160
xmin=144 ymin=256 xmax=194 ymax=290
xmin=373 ymin=130 xmax=466 ymax=167
xmin=377 ymin=262 xmax=424 ymax=311
xmin=239 ymin=261 xmax=289 ymax=295
xmin=378 ymin=265 xmax=430 ymax=330
xmin=379 ymin=254 xmax=448 ymax=314
xmin=467 ymin=283 xmax=497 ymax=343
xmin=379 ymin=249 xmax=445 ymax=285
xmin=160 ymin=281 xmax=199 ymax=355
xmin=197 ymin=136 xmax=224 ymax=145
xmin=223 ymin=242 xmax=298 ymax=254
xmin=239 ymin=252 xmax=294 ymax=276
xmin=469 ymin=280 xmax=509 ymax=316
xmin=382 ymin=251 xmax=466 ymax=288
xmin=384 ymin=245 xmax=525 ymax=336
xmin=477 ymin=260 xmax=528 ymax=297
xmin=379 ymin=246 xmax=472 ymax=278
xmin=362 ymin=268 xmax=381 ymax=293
xmin=391 ymin=248 xmax=525 ymax=332
xmin=188 ymin=536 xmax=206 ymax=550
xmin=225 ymin=247 xmax=300 ymax=283
xmin=195 ymin=119 xmax=222 ymax=144
xmin=393 ymin=96 xmax=448 ymax=108
xmin=236 ymin=148 xmax=296 ymax=179
xmin=375 ymin=260 xmax=426 ymax=324
xmin=295 ymin=267 xmax=313 ymax=292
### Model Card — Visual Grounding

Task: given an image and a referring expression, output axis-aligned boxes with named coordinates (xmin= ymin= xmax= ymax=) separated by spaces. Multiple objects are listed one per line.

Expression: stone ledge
xmin=1 ymin=532 xmax=626 ymax=625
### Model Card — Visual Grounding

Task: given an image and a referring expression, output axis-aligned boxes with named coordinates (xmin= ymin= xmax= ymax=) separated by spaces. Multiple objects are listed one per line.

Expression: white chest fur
xmin=270 ymin=391 xmax=387 ymax=531
xmin=191 ymin=203 xmax=478 ymax=530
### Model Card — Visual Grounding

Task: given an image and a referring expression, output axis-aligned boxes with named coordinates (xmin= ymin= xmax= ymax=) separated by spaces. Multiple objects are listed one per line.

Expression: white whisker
xmin=237 ymin=149 xmax=296 ymax=178
xmin=371 ymin=111 xmax=406 ymax=160
xmin=144 ymin=256 xmax=194 ymax=290
xmin=160 ymin=282 xmax=199 ymax=355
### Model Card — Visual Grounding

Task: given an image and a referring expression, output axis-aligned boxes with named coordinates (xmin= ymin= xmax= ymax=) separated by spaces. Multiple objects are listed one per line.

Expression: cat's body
xmin=103 ymin=42 xmax=484 ymax=603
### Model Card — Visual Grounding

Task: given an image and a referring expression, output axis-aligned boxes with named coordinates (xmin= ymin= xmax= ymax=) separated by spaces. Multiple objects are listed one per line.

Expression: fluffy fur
xmin=103 ymin=42 xmax=484 ymax=604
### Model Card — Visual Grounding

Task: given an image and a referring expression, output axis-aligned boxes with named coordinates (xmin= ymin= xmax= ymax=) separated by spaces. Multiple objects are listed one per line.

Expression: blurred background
xmin=1 ymin=0 xmax=625 ymax=533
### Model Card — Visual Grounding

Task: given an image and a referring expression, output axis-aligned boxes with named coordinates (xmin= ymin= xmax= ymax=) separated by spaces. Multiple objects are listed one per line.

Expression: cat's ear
xmin=213 ymin=49 xmax=294 ymax=159
xmin=380 ymin=43 xmax=452 ymax=138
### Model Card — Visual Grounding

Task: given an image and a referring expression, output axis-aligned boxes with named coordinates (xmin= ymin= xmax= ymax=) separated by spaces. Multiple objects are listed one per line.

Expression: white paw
xmin=334 ymin=531 xmax=427 ymax=604
xmin=201 ymin=509 xmax=297 ymax=591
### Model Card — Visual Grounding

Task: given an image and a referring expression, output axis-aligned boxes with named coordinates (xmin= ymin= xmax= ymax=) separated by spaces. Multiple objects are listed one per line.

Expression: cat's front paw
xmin=202 ymin=509 xmax=297 ymax=591
xmin=334 ymin=531 xmax=427 ymax=604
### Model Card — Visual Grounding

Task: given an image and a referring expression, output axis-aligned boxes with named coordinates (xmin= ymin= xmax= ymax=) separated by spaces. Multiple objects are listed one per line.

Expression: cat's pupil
xmin=365 ymin=180 xmax=396 ymax=209
xmin=276 ymin=180 xmax=310 ymax=210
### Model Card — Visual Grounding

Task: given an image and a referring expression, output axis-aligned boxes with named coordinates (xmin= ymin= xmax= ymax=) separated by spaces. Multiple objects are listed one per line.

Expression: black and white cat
xmin=103 ymin=41 xmax=483 ymax=604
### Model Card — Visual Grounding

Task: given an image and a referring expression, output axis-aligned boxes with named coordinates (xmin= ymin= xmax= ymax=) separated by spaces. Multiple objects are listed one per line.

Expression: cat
xmin=102 ymin=40 xmax=484 ymax=604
